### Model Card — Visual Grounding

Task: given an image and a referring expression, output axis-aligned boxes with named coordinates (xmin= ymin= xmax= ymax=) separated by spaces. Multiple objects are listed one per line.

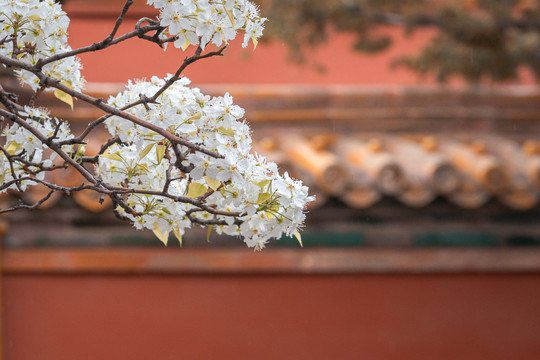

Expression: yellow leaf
xmin=207 ymin=225 xmax=213 ymax=243
xmin=156 ymin=144 xmax=166 ymax=164
xmin=54 ymin=88 xmax=73 ymax=109
xmin=223 ymin=6 xmax=235 ymax=27
xmin=152 ymin=223 xmax=170 ymax=246
xmin=217 ymin=126 xmax=235 ymax=137
xmin=204 ymin=176 xmax=221 ymax=191
xmin=256 ymin=179 xmax=271 ymax=188
xmin=294 ymin=230 xmax=303 ymax=248
xmin=172 ymin=226 xmax=183 ymax=247
xmin=251 ymin=36 xmax=258 ymax=50
xmin=5 ymin=141 xmax=20 ymax=155
xmin=28 ymin=14 xmax=41 ymax=21
xmin=100 ymin=153 xmax=123 ymax=162
xmin=180 ymin=38 xmax=191 ymax=51
xmin=139 ymin=143 xmax=154 ymax=160
xmin=186 ymin=183 xmax=208 ymax=198
xmin=264 ymin=210 xmax=275 ymax=220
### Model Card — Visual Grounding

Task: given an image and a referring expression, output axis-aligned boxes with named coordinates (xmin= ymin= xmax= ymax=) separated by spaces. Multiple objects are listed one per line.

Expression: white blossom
xmin=148 ymin=0 xmax=266 ymax=50
xmin=1 ymin=0 xmax=312 ymax=249
xmin=102 ymin=76 xmax=313 ymax=249
xmin=0 ymin=0 xmax=85 ymax=91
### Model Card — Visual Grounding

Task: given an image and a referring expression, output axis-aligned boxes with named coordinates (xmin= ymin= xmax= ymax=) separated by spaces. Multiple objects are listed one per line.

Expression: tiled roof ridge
xmin=255 ymin=133 xmax=540 ymax=211
xmin=1 ymin=79 xmax=539 ymax=212
xmin=7 ymin=133 xmax=540 ymax=213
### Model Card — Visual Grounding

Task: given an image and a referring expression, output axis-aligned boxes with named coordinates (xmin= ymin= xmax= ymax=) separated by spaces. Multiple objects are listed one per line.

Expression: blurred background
xmin=1 ymin=0 xmax=540 ymax=359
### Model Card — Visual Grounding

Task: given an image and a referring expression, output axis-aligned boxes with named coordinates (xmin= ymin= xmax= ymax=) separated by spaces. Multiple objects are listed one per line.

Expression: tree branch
xmin=35 ymin=23 xmax=161 ymax=68
xmin=0 ymin=53 xmax=223 ymax=158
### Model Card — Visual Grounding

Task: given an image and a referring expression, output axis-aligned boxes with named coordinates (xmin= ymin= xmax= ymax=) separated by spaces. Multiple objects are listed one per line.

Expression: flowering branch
xmin=0 ymin=0 xmax=312 ymax=250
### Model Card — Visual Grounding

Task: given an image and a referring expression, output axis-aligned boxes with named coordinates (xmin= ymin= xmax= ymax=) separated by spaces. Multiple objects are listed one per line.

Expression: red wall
xmin=4 ymin=274 xmax=540 ymax=360
xmin=64 ymin=5 xmax=438 ymax=86
xmin=4 ymin=4 xmax=540 ymax=359
xmin=63 ymin=3 xmax=537 ymax=87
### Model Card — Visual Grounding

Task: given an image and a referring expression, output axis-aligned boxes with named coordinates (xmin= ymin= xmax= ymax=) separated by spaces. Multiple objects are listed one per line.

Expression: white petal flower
xmin=0 ymin=0 xmax=85 ymax=92
xmin=102 ymin=75 xmax=313 ymax=248
xmin=148 ymin=0 xmax=266 ymax=50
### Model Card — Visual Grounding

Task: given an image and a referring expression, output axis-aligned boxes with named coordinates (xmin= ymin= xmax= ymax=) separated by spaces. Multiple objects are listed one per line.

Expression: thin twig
xmin=35 ymin=23 xmax=161 ymax=68
xmin=108 ymin=0 xmax=134 ymax=41
xmin=0 ymin=190 xmax=55 ymax=215
xmin=72 ymin=45 xmax=227 ymax=147
xmin=0 ymin=145 xmax=23 ymax=192
xmin=0 ymin=107 xmax=98 ymax=183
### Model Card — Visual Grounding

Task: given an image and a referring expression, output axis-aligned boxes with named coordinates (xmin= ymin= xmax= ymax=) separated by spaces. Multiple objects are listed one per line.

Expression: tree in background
xmin=0 ymin=0 xmax=312 ymax=250
xmin=258 ymin=0 xmax=540 ymax=82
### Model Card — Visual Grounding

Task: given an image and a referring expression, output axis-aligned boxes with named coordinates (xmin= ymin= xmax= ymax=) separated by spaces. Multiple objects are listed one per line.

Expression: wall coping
xmin=3 ymin=248 xmax=540 ymax=275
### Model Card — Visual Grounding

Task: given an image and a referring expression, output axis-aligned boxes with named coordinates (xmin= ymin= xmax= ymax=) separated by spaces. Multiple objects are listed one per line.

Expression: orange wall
xmin=4 ymin=274 xmax=540 ymax=360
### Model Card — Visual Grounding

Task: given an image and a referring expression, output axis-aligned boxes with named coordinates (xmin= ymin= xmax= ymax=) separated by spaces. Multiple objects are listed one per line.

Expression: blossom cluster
xmin=1 ymin=106 xmax=74 ymax=191
xmin=1 ymin=0 xmax=312 ymax=249
xmin=0 ymin=0 xmax=85 ymax=91
xmin=148 ymin=0 xmax=266 ymax=49
xmin=99 ymin=76 xmax=313 ymax=250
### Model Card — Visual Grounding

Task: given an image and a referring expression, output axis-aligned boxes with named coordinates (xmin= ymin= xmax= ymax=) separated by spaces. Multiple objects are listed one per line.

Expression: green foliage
xmin=256 ymin=0 xmax=540 ymax=83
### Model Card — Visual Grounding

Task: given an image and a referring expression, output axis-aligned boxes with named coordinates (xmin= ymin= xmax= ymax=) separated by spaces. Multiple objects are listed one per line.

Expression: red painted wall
xmin=62 ymin=4 xmax=440 ymax=86
xmin=4 ymin=274 xmax=540 ymax=360
xmin=4 ymin=4 xmax=540 ymax=359
xmin=63 ymin=2 xmax=536 ymax=87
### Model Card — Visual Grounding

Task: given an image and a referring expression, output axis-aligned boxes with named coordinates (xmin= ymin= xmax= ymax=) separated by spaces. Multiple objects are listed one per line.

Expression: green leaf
xmin=257 ymin=192 xmax=272 ymax=204
xmin=152 ymin=223 xmax=170 ymax=246
xmin=100 ymin=153 xmax=123 ymax=162
xmin=172 ymin=226 xmax=183 ymax=247
xmin=217 ymin=126 xmax=235 ymax=137
xmin=188 ymin=112 xmax=202 ymax=121
xmin=28 ymin=14 xmax=41 ymax=21
xmin=156 ymin=144 xmax=167 ymax=164
xmin=5 ymin=141 xmax=20 ymax=155
xmin=54 ymin=88 xmax=73 ymax=109
xmin=137 ymin=163 xmax=150 ymax=173
xmin=204 ymin=176 xmax=221 ymax=191
xmin=251 ymin=36 xmax=258 ymax=50
xmin=207 ymin=225 xmax=213 ymax=243
xmin=139 ymin=143 xmax=154 ymax=160
xmin=75 ymin=144 xmax=86 ymax=159
xmin=186 ymin=183 xmax=208 ymax=198
xmin=256 ymin=179 xmax=271 ymax=188
xmin=294 ymin=230 xmax=303 ymax=248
